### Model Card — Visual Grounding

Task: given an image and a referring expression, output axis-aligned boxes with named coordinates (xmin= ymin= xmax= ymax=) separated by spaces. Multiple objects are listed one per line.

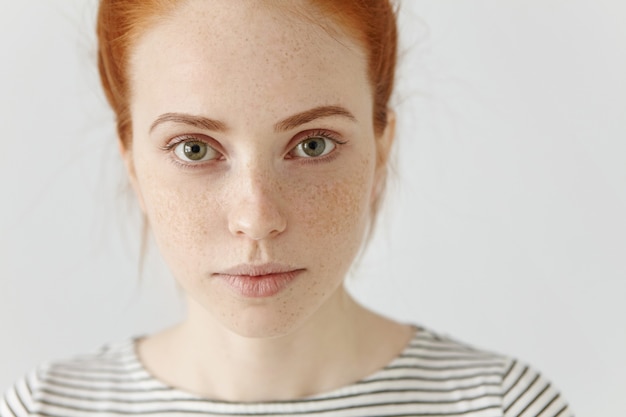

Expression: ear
xmin=118 ymin=139 xmax=147 ymax=213
xmin=372 ymin=110 xmax=396 ymax=203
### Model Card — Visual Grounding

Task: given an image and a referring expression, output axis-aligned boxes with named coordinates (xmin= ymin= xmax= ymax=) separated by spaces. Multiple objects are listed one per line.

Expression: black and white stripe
xmin=1 ymin=328 xmax=573 ymax=417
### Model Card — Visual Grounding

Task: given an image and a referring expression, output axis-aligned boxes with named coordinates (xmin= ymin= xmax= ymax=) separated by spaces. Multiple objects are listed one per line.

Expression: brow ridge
xmin=149 ymin=113 xmax=227 ymax=133
xmin=149 ymin=105 xmax=356 ymax=134
xmin=274 ymin=105 xmax=357 ymax=132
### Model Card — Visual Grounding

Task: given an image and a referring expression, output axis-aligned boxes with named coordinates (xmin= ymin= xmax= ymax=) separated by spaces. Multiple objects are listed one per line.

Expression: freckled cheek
xmin=133 ymin=158 xmax=375 ymax=261
xmin=134 ymin=169 xmax=225 ymax=258
xmin=286 ymin=167 xmax=373 ymax=243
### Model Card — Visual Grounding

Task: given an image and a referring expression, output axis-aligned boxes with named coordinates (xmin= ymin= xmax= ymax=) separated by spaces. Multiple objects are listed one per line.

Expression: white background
xmin=1 ymin=1 xmax=625 ymax=415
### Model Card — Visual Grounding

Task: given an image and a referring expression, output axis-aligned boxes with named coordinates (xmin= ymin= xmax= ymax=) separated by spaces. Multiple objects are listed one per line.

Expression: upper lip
xmin=214 ymin=263 xmax=302 ymax=277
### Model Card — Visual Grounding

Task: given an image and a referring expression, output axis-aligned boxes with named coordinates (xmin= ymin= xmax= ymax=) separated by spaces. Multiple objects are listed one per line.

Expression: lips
xmin=213 ymin=263 xmax=304 ymax=298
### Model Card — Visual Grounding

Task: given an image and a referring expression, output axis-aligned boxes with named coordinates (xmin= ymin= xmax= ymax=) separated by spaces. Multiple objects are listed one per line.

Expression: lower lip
xmin=216 ymin=270 xmax=303 ymax=298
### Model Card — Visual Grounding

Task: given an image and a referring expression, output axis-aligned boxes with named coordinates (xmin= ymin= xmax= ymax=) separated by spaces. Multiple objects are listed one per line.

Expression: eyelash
xmin=160 ymin=130 xmax=348 ymax=170
xmin=288 ymin=130 xmax=347 ymax=163
xmin=159 ymin=135 xmax=222 ymax=170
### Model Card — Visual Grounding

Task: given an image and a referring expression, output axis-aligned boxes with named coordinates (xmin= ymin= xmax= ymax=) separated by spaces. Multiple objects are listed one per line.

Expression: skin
xmin=124 ymin=0 xmax=412 ymax=402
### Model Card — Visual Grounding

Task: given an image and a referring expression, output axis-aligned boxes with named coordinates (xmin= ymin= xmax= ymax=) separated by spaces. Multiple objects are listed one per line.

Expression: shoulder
xmin=0 ymin=339 xmax=161 ymax=417
xmin=403 ymin=326 xmax=513 ymax=375
xmin=499 ymin=357 xmax=574 ymax=417
xmin=401 ymin=326 xmax=575 ymax=417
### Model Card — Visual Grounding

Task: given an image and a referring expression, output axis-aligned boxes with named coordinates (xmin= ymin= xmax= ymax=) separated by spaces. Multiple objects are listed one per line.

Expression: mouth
xmin=213 ymin=263 xmax=304 ymax=298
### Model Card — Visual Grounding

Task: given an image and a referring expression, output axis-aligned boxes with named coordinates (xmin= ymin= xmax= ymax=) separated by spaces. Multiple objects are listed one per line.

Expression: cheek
xmin=289 ymin=157 xmax=374 ymax=249
xmin=132 ymin=155 xmax=375 ymax=270
xmin=133 ymin=165 xmax=228 ymax=270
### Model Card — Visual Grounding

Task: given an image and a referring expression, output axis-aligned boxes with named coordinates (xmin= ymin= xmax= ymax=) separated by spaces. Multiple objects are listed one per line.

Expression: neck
xmin=138 ymin=287 xmax=412 ymax=402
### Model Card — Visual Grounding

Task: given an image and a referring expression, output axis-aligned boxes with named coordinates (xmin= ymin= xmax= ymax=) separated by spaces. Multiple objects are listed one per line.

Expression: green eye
xmin=293 ymin=137 xmax=335 ymax=158
xmin=174 ymin=140 xmax=218 ymax=162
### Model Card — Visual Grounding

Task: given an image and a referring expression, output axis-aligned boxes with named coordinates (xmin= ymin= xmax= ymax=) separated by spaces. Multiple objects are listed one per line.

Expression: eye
xmin=173 ymin=140 xmax=220 ymax=162
xmin=291 ymin=136 xmax=337 ymax=158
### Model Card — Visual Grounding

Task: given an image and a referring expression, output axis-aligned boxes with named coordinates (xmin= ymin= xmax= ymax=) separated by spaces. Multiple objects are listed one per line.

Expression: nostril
xmin=227 ymin=199 xmax=287 ymax=241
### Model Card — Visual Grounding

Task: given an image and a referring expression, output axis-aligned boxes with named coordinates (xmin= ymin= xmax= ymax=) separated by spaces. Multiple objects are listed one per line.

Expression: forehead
xmin=129 ymin=0 xmax=372 ymax=126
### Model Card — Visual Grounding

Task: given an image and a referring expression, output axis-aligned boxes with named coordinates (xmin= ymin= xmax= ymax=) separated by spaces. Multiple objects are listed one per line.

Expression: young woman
xmin=1 ymin=1 xmax=573 ymax=416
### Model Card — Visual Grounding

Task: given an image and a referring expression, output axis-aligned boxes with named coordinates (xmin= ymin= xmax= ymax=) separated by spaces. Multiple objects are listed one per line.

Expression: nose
xmin=227 ymin=165 xmax=287 ymax=241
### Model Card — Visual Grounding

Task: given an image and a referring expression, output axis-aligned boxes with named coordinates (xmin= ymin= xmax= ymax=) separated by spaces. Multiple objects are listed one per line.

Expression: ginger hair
xmin=96 ymin=0 xmax=398 ymax=146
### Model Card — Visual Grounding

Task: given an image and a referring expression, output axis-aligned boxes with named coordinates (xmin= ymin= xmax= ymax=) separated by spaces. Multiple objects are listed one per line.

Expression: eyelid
xmin=160 ymin=133 xmax=225 ymax=167
xmin=159 ymin=129 xmax=346 ymax=167
xmin=286 ymin=129 xmax=347 ymax=158
xmin=161 ymin=133 xmax=222 ymax=152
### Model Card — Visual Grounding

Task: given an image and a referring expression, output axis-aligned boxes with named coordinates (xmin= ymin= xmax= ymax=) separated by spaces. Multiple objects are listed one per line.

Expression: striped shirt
xmin=1 ymin=327 xmax=573 ymax=416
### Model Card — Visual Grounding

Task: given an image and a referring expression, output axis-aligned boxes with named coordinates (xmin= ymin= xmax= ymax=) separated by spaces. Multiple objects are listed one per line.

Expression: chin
xmin=217 ymin=305 xmax=311 ymax=340
xmin=184 ymin=271 xmax=347 ymax=340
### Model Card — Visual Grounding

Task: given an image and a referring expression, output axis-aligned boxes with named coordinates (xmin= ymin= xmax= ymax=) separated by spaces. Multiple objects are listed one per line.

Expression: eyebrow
xmin=150 ymin=113 xmax=227 ymax=133
xmin=274 ymin=105 xmax=356 ymax=132
xmin=149 ymin=105 xmax=356 ymax=134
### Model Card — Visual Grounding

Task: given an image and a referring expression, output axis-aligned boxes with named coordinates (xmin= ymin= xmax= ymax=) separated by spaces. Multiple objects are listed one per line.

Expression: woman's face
xmin=126 ymin=0 xmax=391 ymax=337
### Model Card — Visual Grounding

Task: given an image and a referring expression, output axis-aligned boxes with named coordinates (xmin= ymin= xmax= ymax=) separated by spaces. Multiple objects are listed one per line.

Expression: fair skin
xmin=124 ymin=0 xmax=412 ymax=402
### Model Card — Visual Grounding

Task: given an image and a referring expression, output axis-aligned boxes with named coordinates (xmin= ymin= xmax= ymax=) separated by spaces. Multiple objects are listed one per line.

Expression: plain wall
xmin=1 ymin=1 xmax=625 ymax=415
